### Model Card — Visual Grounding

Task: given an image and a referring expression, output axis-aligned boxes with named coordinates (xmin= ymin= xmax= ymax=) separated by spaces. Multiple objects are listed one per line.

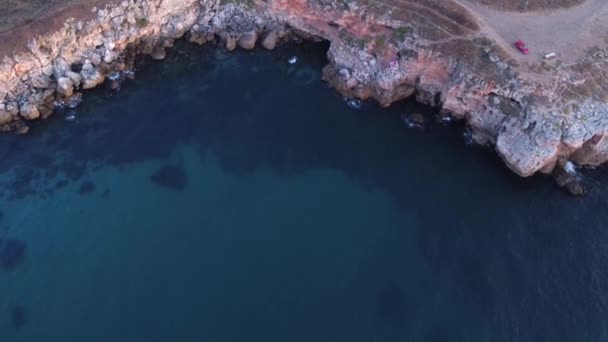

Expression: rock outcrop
xmin=1 ymin=0 xmax=608 ymax=183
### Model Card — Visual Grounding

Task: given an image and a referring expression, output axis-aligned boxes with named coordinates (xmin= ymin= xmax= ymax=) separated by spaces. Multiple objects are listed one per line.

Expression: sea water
xmin=0 ymin=42 xmax=607 ymax=342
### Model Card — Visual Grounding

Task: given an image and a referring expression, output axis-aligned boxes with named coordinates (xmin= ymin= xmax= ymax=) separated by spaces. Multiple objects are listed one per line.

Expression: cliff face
xmin=0 ymin=0 xmax=607 ymax=186
xmin=0 ymin=0 xmax=208 ymax=121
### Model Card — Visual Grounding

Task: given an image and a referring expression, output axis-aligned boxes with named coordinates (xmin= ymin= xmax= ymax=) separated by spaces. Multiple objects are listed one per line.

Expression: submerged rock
xmin=565 ymin=181 xmax=586 ymax=197
xmin=102 ymin=188 xmax=111 ymax=199
xmin=553 ymin=160 xmax=586 ymax=196
xmin=123 ymin=70 xmax=136 ymax=80
xmin=463 ymin=127 xmax=475 ymax=146
xmin=436 ymin=112 xmax=457 ymax=125
xmin=15 ymin=125 xmax=29 ymax=135
xmin=54 ymin=179 xmax=69 ymax=190
xmin=66 ymin=93 xmax=83 ymax=109
xmin=107 ymin=72 xmax=123 ymax=90
xmin=402 ymin=112 xmax=427 ymax=129
xmin=0 ymin=239 xmax=26 ymax=270
xmin=9 ymin=305 xmax=25 ymax=330
xmin=65 ymin=111 xmax=78 ymax=121
xmin=344 ymin=97 xmax=362 ymax=110
xmin=78 ymin=181 xmax=96 ymax=195
xmin=150 ymin=164 xmax=187 ymax=191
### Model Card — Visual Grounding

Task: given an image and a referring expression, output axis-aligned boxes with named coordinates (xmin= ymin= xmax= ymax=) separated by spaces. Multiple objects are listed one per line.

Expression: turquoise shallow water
xmin=0 ymin=42 xmax=608 ymax=341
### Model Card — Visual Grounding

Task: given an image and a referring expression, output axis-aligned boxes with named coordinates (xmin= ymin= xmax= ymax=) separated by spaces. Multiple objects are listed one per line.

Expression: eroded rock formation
xmin=1 ymin=0 xmax=608 ymax=183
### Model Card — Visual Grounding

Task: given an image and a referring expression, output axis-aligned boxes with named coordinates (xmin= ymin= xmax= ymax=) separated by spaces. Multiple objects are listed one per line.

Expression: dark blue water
xmin=0 ymin=41 xmax=607 ymax=342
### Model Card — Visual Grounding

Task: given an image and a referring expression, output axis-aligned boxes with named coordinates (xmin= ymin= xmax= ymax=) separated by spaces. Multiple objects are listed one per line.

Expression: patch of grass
xmin=357 ymin=38 xmax=367 ymax=49
xmin=135 ymin=18 xmax=149 ymax=28
xmin=389 ymin=26 xmax=412 ymax=45
xmin=375 ymin=34 xmax=385 ymax=48
xmin=339 ymin=29 xmax=369 ymax=49
xmin=337 ymin=0 xmax=353 ymax=10
xmin=339 ymin=30 xmax=353 ymax=45
xmin=395 ymin=26 xmax=411 ymax=40
xmin=220 ymin=0 xmax=255 ymax=7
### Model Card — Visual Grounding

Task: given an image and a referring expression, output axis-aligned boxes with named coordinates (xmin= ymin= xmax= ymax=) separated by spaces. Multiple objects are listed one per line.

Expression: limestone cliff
xmin=0 ymin=0 xmax=607 ymax=190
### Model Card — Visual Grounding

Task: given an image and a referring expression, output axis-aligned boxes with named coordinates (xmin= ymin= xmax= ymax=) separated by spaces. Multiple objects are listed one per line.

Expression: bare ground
xmin=0 ymin=0 xmax=607 ymax=74
xmin=467 ymin=0 xmax=585 ymax=12
xmin=456 ymin=0 xmax=608 ymax=65
xmin=0 ymin=0 xmax=114 ymax=58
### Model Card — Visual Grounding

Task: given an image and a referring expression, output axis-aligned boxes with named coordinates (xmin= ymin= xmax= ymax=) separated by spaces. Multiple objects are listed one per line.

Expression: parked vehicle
xmin=514 ymin=40 xmax=530 ymax=55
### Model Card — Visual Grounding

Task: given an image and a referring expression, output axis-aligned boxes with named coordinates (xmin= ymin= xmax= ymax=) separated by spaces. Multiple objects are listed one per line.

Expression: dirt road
xmin=456 ymin=0 xmax=608 ymax=64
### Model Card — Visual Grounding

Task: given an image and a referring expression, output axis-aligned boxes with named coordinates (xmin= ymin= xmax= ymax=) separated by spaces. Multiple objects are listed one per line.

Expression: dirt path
xmin=455 ymin=0 xmax=608 ymax=64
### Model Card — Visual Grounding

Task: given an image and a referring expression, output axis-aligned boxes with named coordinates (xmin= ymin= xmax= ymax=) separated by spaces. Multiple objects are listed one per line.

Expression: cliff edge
xmin=1 ymin=0 xmax=607 ymax=191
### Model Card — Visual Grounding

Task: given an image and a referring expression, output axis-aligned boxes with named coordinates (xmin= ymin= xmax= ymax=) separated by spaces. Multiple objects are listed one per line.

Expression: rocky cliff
xmin=1 ymin=0 xmax=607 ymax=192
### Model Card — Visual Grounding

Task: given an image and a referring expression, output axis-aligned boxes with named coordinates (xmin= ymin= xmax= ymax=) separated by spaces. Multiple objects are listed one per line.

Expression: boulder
xmin=89 ymin=54 xmax=102 ymax=66
xmin=262 ymin=31 xmax=278 ymax=50
xmin=19 ymin=102 xmax=40 ymax=120
xmin=65 ymin=71 xmax=82 ymax=87
xmin=5 ymin=102 xmax=18 ymax=116
xmin=57 ymin=77 xmax=75 ymax=97
xmin=225 ymin=36 xmax=237 ymax=51
xmin=53 ymin=58 xmax=70 ymax=80
xmin=81 ymin=62 xmax=104 ymax=89
xmin=151 ymin=48 xmax=167 ymax=60
xmin=188 ymin=32 xmax=207 ymax=45
xmin=0 ymin=104 xmax=12 ymax=125
xmin=39 ymin=104 xmax=54 ymax=119
xmin=30 ymin=73 xmax=51 ymax=89
xmin=238 ymin=31 xmax=258 ymax=50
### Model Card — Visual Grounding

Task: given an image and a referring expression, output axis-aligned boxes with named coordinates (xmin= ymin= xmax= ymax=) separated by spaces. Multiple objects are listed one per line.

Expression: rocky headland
xmin=1 ymin=0 xmax=607 ymax=194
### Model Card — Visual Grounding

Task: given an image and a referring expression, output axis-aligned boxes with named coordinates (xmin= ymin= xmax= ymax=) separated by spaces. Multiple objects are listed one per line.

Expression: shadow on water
xmin=0 ymin=40 xmax=607 ymax=341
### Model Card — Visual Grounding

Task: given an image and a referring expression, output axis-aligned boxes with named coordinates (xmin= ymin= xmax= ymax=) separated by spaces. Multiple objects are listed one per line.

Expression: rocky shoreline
xmin=1 ymin=0 xmax=607 ymax=194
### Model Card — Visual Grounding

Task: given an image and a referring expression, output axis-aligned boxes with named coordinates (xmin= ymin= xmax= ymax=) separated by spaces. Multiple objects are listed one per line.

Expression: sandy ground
xmin=456 ymin=0 xmax=608 ymax=64
xmin=466 ymin=0 xmax=585 ymax=12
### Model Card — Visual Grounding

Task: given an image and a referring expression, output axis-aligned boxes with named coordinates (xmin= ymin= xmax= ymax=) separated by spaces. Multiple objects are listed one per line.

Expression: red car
xmin=514 ymin=40 xmax=530 ymax=55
